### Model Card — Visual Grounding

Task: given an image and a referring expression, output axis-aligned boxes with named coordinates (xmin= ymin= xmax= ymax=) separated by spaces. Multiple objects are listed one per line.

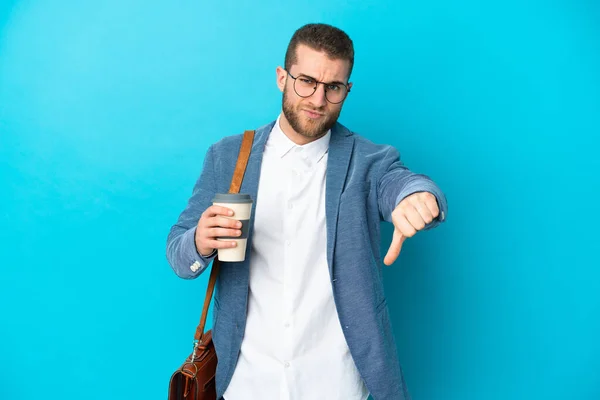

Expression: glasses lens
xmin=325 ymin=84 xmax=347 ymax=104
xmin=293 ymin=76 xmax=317 ymax=97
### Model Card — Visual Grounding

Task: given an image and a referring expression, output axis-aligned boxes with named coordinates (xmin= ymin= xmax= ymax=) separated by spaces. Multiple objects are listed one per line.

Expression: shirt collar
xmin=269 ymin=114 xmax=331 ymax=164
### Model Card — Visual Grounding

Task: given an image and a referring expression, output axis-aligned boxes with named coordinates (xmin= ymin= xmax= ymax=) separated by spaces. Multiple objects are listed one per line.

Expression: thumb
xmin=384 ymin=229 xmax=406 ymax=266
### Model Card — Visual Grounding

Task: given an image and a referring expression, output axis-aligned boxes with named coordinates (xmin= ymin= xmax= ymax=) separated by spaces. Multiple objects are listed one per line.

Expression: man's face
xmin=277 ymin=44 xmax=352 ymax=139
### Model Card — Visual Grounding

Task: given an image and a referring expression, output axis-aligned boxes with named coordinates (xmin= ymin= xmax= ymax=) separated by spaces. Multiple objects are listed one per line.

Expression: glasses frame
xmin=286 ymin=71 xmax=351 ymax=104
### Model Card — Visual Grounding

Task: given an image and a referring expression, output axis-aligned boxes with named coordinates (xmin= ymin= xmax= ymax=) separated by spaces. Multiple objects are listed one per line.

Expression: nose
xmin=308 ymin=82 xmax=327 ymax=108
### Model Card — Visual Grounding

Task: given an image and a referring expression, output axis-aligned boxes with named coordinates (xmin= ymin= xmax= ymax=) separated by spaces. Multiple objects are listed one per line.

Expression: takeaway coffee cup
xmin=212 ymin=193 xmax=253 ymax=262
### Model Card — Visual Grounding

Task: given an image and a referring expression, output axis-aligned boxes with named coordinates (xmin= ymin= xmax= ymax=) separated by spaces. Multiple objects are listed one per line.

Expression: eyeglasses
xmin=286 ymin=71 xmax=350 ymax=104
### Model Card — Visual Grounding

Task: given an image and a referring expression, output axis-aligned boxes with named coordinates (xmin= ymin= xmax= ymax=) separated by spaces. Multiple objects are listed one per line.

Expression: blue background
xmin=1 ymin=0 xmax=599 ymax=399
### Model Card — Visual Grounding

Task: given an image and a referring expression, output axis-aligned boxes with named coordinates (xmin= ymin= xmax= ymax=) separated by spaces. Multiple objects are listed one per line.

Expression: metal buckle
xmin=190 ymin=338 xmax=204 ymax=363
xmin=181 ymin=361 xmax=199 ymax=379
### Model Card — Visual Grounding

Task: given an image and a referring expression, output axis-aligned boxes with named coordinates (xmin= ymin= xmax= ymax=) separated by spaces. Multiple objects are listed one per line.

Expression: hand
xmin=195 ymin=205 xmax=242 ymax=256
xmin=383 ymin=192 xmax=439 ymax=266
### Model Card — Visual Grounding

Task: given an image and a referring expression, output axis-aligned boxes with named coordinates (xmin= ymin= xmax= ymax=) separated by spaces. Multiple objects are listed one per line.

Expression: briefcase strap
xmin=194 ymin=129 xmax=255 ymax=343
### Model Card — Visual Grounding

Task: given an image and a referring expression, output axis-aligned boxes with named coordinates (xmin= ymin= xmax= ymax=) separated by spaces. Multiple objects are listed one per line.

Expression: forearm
xmin=166 ymin=145 xmax=218 ymax=279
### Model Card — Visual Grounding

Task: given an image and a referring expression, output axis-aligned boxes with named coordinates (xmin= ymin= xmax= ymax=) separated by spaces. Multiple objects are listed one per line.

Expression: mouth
xmin=302 ymin=109 xmax=325 ymax=119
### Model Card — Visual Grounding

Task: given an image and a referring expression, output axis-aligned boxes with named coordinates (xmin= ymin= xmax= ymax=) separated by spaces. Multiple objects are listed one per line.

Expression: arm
xmin=166 ymin=145 xmax=218 ymax=279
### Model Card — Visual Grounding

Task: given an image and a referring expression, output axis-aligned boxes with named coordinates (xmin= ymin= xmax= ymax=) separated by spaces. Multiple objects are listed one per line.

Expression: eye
xmin=299 ymin=77 xmax=315 ymax=85
xmin=327 ymin=84 xmax=341 ymax=92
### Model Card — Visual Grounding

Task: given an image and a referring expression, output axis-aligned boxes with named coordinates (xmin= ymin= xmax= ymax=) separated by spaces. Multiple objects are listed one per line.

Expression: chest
xmin=253 ymin=149 xmax=328 ymax=237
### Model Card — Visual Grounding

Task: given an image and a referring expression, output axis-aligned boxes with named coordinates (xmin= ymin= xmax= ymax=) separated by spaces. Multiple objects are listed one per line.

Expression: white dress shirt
xmin=223 ymin=116 xmax=369 ymax=400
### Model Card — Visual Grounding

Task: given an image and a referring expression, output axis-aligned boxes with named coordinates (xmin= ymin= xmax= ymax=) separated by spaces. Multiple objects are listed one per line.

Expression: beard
xmin=282 ymin=87 xmax=341 ymax=139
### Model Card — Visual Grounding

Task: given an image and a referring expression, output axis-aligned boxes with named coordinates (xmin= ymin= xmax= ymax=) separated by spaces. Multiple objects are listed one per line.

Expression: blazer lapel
xmin=325 ymin=123 xmax=355 ymax=277
xmin=239 ymin=121 xmax=274 ymax=199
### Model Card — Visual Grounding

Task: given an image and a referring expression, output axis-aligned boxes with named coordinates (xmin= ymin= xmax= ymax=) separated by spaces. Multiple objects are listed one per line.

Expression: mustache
xmin=302 ymin=106 xmax=327 ymax=113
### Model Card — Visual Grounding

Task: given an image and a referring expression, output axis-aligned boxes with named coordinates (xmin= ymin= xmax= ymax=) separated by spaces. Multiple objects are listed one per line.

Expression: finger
xmin=384 ymin=231 xmax=406 ymax=266
xmin=207 ymin=227 xmax=242 ymax=239
xmin=415 ymin=202 xmax=434 ymax=224
xmin=394 ymin=213 xmax=418 ymax=237
xmin=205 ymin=239 xmax=238 ymax=249
xmin=405 ymin=204 xmax=426 ymax=230
xmin=206 ymin=216 xmax=243 ymax=229
xmin=423 ymin=195 xmax=440 ymax=219
xmin=405 ymin=206 xmax=426 ymax=231
xmin=203 ymin=205 xmax=235 ymax=218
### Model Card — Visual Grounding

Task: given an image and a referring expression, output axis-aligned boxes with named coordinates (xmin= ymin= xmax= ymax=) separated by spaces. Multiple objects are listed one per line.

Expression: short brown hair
xmin=284 ymin=23 xmax=354 ymax=79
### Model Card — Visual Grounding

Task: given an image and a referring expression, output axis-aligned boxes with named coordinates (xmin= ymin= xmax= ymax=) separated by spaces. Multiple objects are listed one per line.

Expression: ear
xmin=347 ymin=82 xmax=353 ymax=93
xmin=276 ymin=66 xmax=287 ymax=93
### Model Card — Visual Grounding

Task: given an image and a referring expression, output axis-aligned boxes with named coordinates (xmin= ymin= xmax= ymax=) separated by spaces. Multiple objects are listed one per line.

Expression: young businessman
xmin=167 ymin=23 xmax=448 ymax=400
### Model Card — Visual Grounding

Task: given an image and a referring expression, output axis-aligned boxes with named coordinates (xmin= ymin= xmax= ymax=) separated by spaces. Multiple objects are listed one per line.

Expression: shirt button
xmin=288 ymin=203 xmax=293 ymax=209
xmin=285 ymin=240 xmax=291 ymax=246
xmin=284 ymin=322 xmax=290 ymax=328
xmin=284 ymin=361 xmax=290 ymax=368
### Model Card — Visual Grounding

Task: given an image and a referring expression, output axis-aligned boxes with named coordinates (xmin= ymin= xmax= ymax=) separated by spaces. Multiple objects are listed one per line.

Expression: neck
xmin=278 ymin=113 xmax=326 ymax=146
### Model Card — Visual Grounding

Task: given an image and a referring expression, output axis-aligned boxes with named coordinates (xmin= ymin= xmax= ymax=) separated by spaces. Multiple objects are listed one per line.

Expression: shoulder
xmin=212 ymin=133 xmax=244 ymax=152
xmin=211 ymin=120 xmax=275 ymax=152
xmin=337 ymin=122 xmax=398 ymax=160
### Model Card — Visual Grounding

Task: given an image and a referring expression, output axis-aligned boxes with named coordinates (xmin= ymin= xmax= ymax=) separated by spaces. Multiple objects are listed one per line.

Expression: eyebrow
xmin=298 ymin=73 xmax=347 ymax=86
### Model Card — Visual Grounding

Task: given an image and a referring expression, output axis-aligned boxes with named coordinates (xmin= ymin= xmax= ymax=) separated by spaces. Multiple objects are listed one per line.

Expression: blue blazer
xmin=167 ymin=120 xmax=448 ymax=400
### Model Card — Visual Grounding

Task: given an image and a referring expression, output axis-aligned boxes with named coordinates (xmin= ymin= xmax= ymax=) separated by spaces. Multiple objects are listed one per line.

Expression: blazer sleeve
xmin=377 ymin=146 xmax=448 ymax=229
xmin=166 ymin=145 xmax=218 ymax=279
